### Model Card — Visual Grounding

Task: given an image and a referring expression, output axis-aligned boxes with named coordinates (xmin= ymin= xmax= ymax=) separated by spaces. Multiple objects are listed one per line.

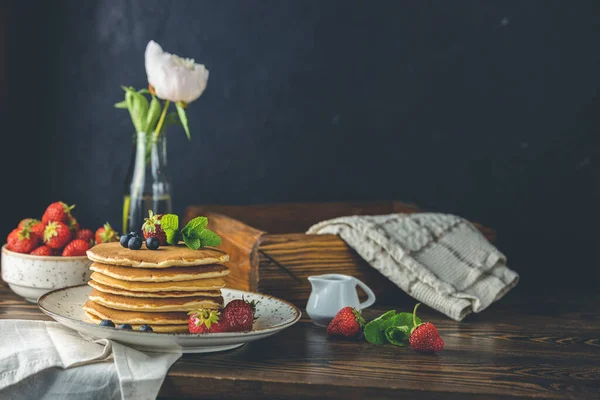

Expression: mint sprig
xmin=364 ymin=310 xmax=421 ymax=346
xmin=159 ymin=213 xmax=222 ymax=249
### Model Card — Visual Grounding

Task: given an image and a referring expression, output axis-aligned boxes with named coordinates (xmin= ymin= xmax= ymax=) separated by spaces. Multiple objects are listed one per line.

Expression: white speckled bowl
xmin=1 ymin=244 xmax=92 ymax=303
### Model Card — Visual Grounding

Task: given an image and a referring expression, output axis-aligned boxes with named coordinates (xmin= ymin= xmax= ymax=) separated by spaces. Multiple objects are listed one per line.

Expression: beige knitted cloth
xmin=307 ymin=213 xmax=519 ymax=321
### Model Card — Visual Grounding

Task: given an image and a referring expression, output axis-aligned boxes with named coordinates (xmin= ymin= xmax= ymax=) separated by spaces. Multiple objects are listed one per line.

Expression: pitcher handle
xmin=354 ymin=278 xmax=376 ymax=310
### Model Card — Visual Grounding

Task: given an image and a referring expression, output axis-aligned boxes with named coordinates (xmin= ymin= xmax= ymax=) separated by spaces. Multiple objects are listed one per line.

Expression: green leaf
xmin=161 ymin=214 xmax=179 ymax=231
xmin=114 ymin=100 xmax=128 ymax=109
xmin=165 ymin=229 xmax=180 ymax=245
xmin=388 ymin=312 xmax=421 ymax=330
xmin=162 ymin=112 xmax=181 ymax=131
xmin=124 ymin=88 xmax=149 ymax=133
xmin=385 ymin=326 xmax=410 ymax=346
xmin=183 ymin=234 xmax=201 ymax=250
xmin=364 ymin=310 xmax=396 ymax=345
xmin=183 ymin=216 xmax=208 ymax=235
xmin=175 ymin=102 xmax=191 ymax=140
xmin=364 ymin=320 xmax=387 ymax=345
xmin=198 ymin=229 xmax=222 ymax=247
xmin=138 ymin=88 xmax=151 ymax=94
xmin=144 ymin=96 xmax=162 ymax=133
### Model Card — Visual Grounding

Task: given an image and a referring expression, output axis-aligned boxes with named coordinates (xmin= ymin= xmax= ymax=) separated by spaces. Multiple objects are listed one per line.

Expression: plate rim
xmin=38 ymin=284 xmax=302 ymax=338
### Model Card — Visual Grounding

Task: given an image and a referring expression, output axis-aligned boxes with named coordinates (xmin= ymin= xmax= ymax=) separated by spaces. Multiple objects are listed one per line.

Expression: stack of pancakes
xmin=83 ymin=242 xmax=230 ymax=333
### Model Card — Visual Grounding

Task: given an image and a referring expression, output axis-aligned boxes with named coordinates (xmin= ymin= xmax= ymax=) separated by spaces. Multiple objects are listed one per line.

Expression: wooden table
xmin=0 ymin=281 xmax=598 ymax=399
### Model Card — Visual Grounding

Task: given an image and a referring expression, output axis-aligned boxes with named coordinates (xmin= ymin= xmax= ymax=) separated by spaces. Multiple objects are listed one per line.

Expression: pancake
xmin=85 ymin=312 xmax=189 ymax=333
xmin=87 ymin=242 xmax=229 ymax=268
xmin=88 ymin=280 xmax=222 ymax=298
xmin=89 ymin=262 xmax=229 ymax=282
xmin=84 ymin=300 xmax=189 ymax=324
xmin=89 ymin=289 xmax=223 ymax=312
xmin=90 ymin=272 xmax=226 ymax=292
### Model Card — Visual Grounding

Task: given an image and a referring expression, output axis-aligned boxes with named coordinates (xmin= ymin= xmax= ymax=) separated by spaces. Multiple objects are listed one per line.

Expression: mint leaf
xmin=165 ymin=229 xmax=180 ymax=245
xmin=364 ymin=310 xmax=396 ymax=345
xmin=385 ymin=326 xmax=410 ymax=346
xmin=364 ymin=321 xmax=387 ymax=345
xmin=198 ymin=229 xmax=222 ymax=247
xmin=388 ymin=312 xmax=420 ymax=330
xmin=183 ymin=216 xmax=208 ymax=235
xmin=175 ymin=102 xmax=191 ymax=140
xmin=161 ymin=214 xmax=179 ymax=231
xmin=114 ymin=100 xmax=128 ymax=109
xmin=183 ymin=234 xmax=201 ymax=250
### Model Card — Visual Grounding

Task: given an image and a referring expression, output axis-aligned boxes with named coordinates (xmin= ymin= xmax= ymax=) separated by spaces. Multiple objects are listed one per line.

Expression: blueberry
xmin=120 ymin=234 xmax=132 ymax=248
xmin=138 ymin=324 xmax=153 ymax=332
xmin=99 ymin=319 xmax=115 ymax=327
xmin=129 ymin=231 xmax=137 ymax=237
xmin=128 ymin=236 xmax=143 ymax=250
xmin=146 ymin=237 xmax=160 ymax=250
xmin=116 ymin=323 xmax=132 ymax=330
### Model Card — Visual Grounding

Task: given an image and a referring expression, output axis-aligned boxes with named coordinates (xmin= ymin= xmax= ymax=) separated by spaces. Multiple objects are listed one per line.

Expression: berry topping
xmin=128 ymin=236 xmax=143 ymax=250
xmin=146 ymin=236 xmax=160 ymax=250
xmin=99 ymin=319 xmax=115 ymax=328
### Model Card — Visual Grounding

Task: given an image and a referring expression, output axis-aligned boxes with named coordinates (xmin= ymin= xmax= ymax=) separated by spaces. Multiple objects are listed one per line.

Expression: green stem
xmin=412 ymin=303 xmax=420 ymax=328
xmin=153 ymin=100 xmax=170 ymax=142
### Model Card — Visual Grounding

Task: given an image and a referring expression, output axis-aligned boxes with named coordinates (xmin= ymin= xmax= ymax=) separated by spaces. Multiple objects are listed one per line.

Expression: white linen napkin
xmin=0 ymin=320 xmax=181 ymax=400
xmin=307 ymin=213 xmax=519 ymax=321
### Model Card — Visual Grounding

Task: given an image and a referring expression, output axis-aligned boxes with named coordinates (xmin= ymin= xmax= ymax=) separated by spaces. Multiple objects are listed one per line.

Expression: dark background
xmin=1 ymin=1 xmax=599 ymax=292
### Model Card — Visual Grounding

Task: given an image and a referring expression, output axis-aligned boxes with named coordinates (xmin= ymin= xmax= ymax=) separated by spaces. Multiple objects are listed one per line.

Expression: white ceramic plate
xmin=38 ymin=285 xmax=301 ymax=353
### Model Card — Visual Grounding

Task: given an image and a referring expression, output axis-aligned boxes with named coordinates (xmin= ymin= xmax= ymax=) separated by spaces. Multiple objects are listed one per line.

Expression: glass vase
xmin=122 ymin=131 xmax=173 ymax=234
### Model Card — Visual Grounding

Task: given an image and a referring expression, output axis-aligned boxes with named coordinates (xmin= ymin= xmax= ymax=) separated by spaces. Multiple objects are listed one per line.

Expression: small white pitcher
xmin=306 ymin=274 xmax=376 ymax=327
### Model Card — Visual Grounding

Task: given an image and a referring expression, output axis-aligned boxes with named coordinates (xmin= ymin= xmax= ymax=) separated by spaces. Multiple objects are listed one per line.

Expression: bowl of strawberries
xmin=1 ymin=201 xmax=119 ymax=303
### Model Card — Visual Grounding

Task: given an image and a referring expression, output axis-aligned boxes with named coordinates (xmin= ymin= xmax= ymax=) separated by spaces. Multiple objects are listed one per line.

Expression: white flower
xmin=145 ymin=40 xmax=209 ymax=103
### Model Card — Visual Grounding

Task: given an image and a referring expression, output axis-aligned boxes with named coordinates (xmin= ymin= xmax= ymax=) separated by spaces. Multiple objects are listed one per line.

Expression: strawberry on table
xmin=43 ymin=221 xmax=72 ymax=249
xmin=221 ymin=298 xmax=257 ymax=332
xmin=18 ymin=218 xmax=45 ymax=237
xmin=75 ymin=229 xmax=95 ymax=246
xmin=188 ymin=309 xmax=228 ymax=333
xmin=7 ymin=227 xmax=40 ymax=254
xmin=327 ymin=307 xmax=365 ymax=338
xmin=30 ymin=245 xmax=54 ymax=256
xmin=142 ymin=211 xmax=167 ymax=246
xmin=95 ymin=222 xmax=118 ymax=244
xmin=61 ymin=239 xmax=90 ymax=257
xmin=42 ymin=201 xmax=74 ymax=224
xmin=408 ymin=304 xmax=444 ymax=352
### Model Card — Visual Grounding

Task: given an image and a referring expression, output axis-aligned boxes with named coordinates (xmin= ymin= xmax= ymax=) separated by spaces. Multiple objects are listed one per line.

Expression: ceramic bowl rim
xmin=2 ymin=244 xmax=89 ymax=261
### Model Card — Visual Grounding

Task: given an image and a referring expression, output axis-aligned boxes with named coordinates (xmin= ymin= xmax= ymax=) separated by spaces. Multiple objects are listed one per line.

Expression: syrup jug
xmin=306 ymin=274 xmax=376 ymax=327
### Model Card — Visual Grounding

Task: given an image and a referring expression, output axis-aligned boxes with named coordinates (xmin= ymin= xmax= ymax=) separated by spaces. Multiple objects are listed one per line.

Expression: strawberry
xmin=30 ymin=245 xmax=54 ymax=256
xmin=408 ymin=304 xmax=444 ymax=352
xmin=75 ymin=229 xmax=95 ymax=246
xmin=142 ymin=211 xmax=167 ymax=245
xmin=188 ymin=309 xmax=228 ymax=333
xmin=327 ymin=307 xmax=365 ymax=338
xmin=95 ymin=222 xmax=118 ymax=244
xmin=61 ymin=239 xmax=90 ymax=257
xmin=67 ymin=215 xmax=80 ymax=233
xmin=221 ymin=298 xmax=257 ymax=332
xmin=6 ymin=229 xmax=19 ymax=249
xmin=7 ymin=227 xmax=40 ymax=254
xmin=43 ymin=221 xmax=72 ymax=249
xmin=42 ymin=201 xmax=75 ymax=224
xmin=18 ymin=218 xmax=45 ymax=237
